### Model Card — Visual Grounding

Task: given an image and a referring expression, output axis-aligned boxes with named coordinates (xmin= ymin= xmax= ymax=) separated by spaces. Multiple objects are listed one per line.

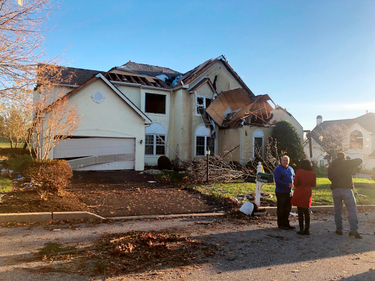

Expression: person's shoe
xmin=304 ymin=230 xmax=310 ymax=235
xmin=278 ymin=226 xmax=289 ymax=230
xmin=349 ymin=231 xmax=363 ymax=239
xmin=335 ymin=230 xmax=343 ymax=235
xmin=287 ymin=225 xmax=296 ymax=230
xmin=297 ymin=231 xmax=305 ymax=235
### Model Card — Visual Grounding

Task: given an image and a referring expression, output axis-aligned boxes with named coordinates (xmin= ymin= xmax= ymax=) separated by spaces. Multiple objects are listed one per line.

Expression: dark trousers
xmin=297 ymin=207 xmax=310 ymax=232
xmin=276 ymin=192 xmax=292 ymax=227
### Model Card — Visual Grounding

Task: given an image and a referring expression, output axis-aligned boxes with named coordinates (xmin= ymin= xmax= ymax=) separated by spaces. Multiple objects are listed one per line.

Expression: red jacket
xmin=291 ymin=169 xmax=316 ymax=208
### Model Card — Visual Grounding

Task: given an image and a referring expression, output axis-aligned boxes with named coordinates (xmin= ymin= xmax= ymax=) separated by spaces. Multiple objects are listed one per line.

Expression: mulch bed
xmin=0 ymin=170 xmax=227 ymax=217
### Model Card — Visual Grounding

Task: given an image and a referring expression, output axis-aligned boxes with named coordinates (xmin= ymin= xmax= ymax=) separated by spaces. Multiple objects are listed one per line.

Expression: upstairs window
xmin=350 ymin=130 xmax=363 ymax=150
xmin=145 ymin=93 xmax=166 ymax=114
xmin=196 ymin=96 xmax=212 ymax=114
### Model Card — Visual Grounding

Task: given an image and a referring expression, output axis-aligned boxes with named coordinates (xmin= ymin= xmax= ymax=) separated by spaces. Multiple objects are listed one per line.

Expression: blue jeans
xmin=332 ymin=188 xmax=358 ymax=232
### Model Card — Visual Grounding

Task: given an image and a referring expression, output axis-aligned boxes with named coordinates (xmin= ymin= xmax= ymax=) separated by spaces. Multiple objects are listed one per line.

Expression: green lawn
xmin=0 ymin=137 xmax=25 ymax=148
xmin=192 ymin=177 xmax=375 ymax=206
xmin=0 ymin=176 xmax=12 ymax=193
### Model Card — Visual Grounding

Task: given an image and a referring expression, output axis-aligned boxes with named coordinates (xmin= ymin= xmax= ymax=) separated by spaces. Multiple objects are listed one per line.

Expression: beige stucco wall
xmin=219 ymin=126 xmax=273 ymax=166
xmin=187 ymin=61 xmax=241 ymax=95
xmin=48 ymin=79 xmax=147 ymax=170
xmin=116 ymin=85 xmax=142 ymax=108
xmin=271 ymin=108 xmax=303 ymax=142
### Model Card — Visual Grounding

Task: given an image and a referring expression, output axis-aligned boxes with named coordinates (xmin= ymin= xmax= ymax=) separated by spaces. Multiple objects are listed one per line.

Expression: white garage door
xmin=53 ymin=138 xmax=135 ymax=171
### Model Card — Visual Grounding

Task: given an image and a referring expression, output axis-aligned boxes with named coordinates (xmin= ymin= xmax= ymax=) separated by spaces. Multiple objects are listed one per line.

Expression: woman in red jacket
xmin=291 ymin=159 xmax=316 ymax=235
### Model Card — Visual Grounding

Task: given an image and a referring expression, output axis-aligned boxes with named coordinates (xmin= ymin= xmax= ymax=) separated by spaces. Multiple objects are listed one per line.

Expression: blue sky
xmin=44 ymin=0 xmax=375 ymax=130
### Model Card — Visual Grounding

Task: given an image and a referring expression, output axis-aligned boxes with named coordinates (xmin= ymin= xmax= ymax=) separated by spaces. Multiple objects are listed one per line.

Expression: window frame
xmin=145 ymin=134 xmax=166 ymax=156
xmin=195 ymin=135 xmax=215 ymax=156
xmin=145 ymin=93 xmax=166 ymax=115
xmin=252 ymin=129 xmax=264 ymax=158
xmin=349 ymin=130 xmax=363 ymax=150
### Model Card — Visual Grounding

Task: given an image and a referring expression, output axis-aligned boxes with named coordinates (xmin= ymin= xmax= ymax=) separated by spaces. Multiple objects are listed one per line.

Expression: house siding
xmin=49 ymin=79 xmax=146 ymax=170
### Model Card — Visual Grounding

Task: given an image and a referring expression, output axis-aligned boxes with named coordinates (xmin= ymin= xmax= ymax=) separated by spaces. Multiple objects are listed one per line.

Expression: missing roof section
xmin=105 ymin=69 xmax=173 ymax=89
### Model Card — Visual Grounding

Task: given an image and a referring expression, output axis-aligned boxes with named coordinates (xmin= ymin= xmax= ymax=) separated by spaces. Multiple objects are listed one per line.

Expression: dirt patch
xmin=0 ymin=170 xmax=226 ymax=217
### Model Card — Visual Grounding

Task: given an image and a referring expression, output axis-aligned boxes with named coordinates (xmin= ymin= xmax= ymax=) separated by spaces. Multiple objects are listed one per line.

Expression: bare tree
xmin=313 ymin=123 xmax=350 ymax=160
xmin=251 ymin=136 xmax=283 ymax=173
xmin=26 ymin=64 xmax=80 ymax=160
xmin=0 ymin=103 xmax=31 ymax=147
xmin=0 ymin=0 xmax=56 ymax=97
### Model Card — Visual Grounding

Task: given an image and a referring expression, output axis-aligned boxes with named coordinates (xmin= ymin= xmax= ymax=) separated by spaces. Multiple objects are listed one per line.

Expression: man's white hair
xmin=282 ymin=155 xmax=290 ymax=161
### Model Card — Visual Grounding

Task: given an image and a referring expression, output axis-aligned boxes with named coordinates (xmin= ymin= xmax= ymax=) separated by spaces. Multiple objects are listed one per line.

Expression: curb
xmin=262 ymin=205 xmax=375 ymax=213
xmin=0 ymin=211 xmax=105 ymax=223
xmin=0 ymin=205 xmax=374 ymax=223
xmin=108 ymin=212 xmax=225 ymax=221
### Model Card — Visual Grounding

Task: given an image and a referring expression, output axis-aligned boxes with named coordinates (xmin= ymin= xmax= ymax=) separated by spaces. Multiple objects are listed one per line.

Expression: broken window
xmin=196 ymin=96 xmax=212 ymax=114
xmin=253 ymin=129 xmax=264 ymax=158
xmin=145 ymin=93 xmax=166 ymax=114
xmin=145 ymin=134 xmax=165 ymax=155
xmin=254 ymin=137 xmax=263 ymax=158
xmin=350 ymin=130 xmax=363 ymax=150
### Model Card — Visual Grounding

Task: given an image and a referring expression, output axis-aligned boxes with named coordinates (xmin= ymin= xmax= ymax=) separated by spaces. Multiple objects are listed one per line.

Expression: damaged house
xmin=41 ymin=55 xmax=302 ymax=171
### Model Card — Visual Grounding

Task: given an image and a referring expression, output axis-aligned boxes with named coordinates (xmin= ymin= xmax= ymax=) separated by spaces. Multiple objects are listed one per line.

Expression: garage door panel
xmin=53 ymin=138 xmax=135 ymax=170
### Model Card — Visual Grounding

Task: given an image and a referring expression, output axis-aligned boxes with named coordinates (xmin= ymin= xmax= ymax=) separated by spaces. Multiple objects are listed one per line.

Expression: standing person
xmin=274 ymin=155 xmax=295 ymax=230
xmin=291 ymin=159 xmax=316 ymax=235
xmin=328 ymin=152 xmax=363 ymax=239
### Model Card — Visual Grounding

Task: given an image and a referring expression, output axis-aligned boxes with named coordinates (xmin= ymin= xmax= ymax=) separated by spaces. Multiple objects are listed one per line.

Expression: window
xmin=145 ymin=93 xmax=166 ymax=114
xmin=196 ymin=96 xmax=212 ymax=114
xmin=253 ymin=129 xmax=264 ymax=158
xmin=350 ymin=130 xmax=363 ymax=150
xmin=145 ymin=135 xmax=165 ymax=155
xmin=254 ymin=137 xmax=263 ymax=158
xmin=196 ymin=125 xmax=215 ymax=156
xmin=145 ymin=123 xmax=166 ymax=156
xmin=196 ymin=136 xmax=215 ymax=156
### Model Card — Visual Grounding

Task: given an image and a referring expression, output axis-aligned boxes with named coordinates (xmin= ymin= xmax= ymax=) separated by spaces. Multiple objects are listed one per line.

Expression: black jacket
xmin=328 ymin=158 xmax=362 ymax=190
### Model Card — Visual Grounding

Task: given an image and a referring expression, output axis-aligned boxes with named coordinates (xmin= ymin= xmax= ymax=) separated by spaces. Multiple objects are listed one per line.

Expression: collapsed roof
xmin=205 ymin=88 xmax=276 ymax=128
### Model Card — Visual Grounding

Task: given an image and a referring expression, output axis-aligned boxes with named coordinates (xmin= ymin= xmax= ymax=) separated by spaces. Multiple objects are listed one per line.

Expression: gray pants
xmin=332 ymin=188 xmax=358 ymax=232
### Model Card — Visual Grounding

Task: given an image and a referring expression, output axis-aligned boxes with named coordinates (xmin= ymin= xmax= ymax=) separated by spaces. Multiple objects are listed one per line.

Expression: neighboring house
xmin=304 ymin=113 xmax=375 ymax=170
xmin=42 ymin=55 xmax=303 ymax=171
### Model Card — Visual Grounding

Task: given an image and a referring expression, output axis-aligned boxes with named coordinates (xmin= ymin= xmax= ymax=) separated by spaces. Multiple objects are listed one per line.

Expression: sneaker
xmin=297 ymin=231 xmax=305 ymax=235
xmin=335 ymin=230 xmax=343 ymax=235
xmin=287 ymin=225 xmax=296 ymax=230
xmin=278 ymin=226 xmax=289 ymax=230
xmin=304 ymin=230 xmax=310 ymax=235
xmin=349 ymin=231 xmax=363 ymax=239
